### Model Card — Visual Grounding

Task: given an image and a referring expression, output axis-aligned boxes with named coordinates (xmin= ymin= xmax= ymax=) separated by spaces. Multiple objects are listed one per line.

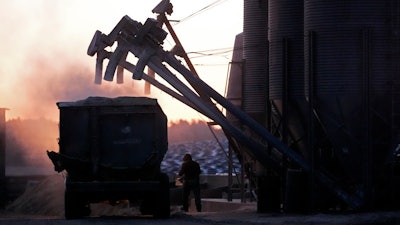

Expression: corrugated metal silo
xmin=268 ymin=0 xmax=308 ymax=212
xmin=226 ymin=32 xmax=243 ymax=125
xmin=269 ymin=0 xmax=304 ymax=99
xmin=268 ymin=0 xmax=307 ymax=157
xmin=243 ymin=0 xmax=268 ymax=125
xmin=304 ymin=0 xmax=399 ymax=205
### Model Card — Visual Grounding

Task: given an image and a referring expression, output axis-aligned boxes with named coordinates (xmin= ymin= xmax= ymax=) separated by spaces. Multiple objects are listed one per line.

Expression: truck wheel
xmin=154 ymin=173 xmax=170 ymax=218
xmin=140 ymin=198 xmax=154 ymax=215
xmin=65 ymin=191 xmax=90 ymax=219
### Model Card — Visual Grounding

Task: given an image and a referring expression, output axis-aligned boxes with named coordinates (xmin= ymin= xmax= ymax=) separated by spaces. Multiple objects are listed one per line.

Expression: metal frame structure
xmin=86 ymin=1 xmax=364 ymax=210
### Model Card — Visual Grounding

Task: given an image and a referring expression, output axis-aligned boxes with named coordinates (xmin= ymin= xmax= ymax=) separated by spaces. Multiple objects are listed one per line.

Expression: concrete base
xmin=189 ymin=198 xmax=256 ymax=213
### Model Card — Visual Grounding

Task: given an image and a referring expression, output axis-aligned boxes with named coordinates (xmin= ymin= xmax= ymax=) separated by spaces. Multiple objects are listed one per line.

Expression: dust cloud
xmin=4 ymin=57 xmax=146 ymax=169
xmin=0 ymin=1 xmax=149 ymax=121
xmin=17 ymin=56 xmax=143 ymax=121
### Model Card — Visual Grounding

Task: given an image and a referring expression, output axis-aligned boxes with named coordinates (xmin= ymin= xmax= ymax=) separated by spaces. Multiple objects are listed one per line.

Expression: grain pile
xmin=6 ymin=174 xmax=65 ymax=216
xmin=5 ymin=174 xmax=154 ymax=217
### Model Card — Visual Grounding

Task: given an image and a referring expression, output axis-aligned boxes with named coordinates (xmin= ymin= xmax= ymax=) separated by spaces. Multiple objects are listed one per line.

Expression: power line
xmin=188 ymin=48 xmax=232 ymax=58
xmin=193 ymin=63 xmax=229 ymax=66
xmin=174 ymin=0 xmax=228 ymax=25
xmin=188 ymin=46 xmax=233 ymax=54
xmin=186 ymin=46 xmax=244 ymax=59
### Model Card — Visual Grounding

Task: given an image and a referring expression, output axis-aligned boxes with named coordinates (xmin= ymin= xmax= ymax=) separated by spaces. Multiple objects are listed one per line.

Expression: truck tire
xmin=154 ymin=173 xmax=170 ymax=218
xmin=140 ymin=198 xmax=155 ymax=215
xmin=139 ymin=173 xmax=170 ymax=218
xmin=64 ymin=190 xmax=91 ymax=219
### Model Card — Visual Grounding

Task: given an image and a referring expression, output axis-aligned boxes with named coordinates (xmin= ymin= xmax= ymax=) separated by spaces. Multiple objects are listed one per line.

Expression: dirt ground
xmin=4 ymin=174 xmax=183 ymax=217
xmin=3 ymin=174 xmax=400 ymax=225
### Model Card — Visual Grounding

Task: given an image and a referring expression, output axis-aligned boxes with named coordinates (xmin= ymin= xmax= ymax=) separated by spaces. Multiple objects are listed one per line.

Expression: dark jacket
xmin=179 ymin=160 xmax=201 ymax=181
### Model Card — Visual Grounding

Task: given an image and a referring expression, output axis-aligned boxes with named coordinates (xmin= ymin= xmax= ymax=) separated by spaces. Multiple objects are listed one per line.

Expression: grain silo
xmin=227 ymin=0 xmax=400 ymax=211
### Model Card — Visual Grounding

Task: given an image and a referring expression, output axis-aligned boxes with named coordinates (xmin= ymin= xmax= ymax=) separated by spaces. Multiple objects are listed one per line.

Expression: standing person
xmin=178 ymin=153 xmax=202 ymax=212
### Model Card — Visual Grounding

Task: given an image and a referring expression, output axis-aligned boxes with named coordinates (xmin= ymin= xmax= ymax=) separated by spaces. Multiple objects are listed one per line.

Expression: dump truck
xmin=47 ymin=96 xmax=170 ymax=219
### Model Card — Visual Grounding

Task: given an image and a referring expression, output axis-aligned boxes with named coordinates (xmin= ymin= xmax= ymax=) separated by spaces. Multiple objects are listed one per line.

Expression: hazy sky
xmin=0 ymin=0 xmax=243 ymax=122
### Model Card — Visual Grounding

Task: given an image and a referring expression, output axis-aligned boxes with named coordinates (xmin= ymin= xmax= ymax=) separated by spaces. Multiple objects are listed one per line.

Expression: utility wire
xmin=188 ymin=47 xmax=232 ymax=55
xmin=188 ymin=51 xmax=232 ymax=59
xmin=187 ymin=46 xmax=244 ymax=59
xmin=174 ymin=0 xmax=228 ymax=25
xmin=187 ymin=46 xmax=243 ymax=55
